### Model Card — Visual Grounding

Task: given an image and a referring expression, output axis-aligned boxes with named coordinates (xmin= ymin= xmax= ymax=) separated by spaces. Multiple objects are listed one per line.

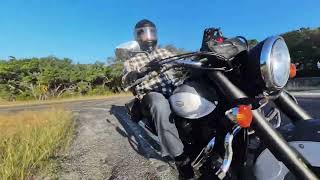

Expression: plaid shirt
xmin=122 ymin=48 xmax=184 ymax=99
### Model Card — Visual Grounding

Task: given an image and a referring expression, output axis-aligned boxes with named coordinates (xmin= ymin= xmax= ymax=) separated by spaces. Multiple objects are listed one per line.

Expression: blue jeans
xmin=141 ymin=92 xmax=184 ymax=158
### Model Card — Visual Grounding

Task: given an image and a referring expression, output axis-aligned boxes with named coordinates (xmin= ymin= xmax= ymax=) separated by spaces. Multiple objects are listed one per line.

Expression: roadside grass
xmin=0 ymin=108 xmax=74 ymax=180
xmin=0 ymin=92 xmax=131 ymax=107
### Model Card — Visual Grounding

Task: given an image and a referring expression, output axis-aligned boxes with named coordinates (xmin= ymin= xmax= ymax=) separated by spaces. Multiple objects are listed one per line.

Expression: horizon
xmin=1 ymin=0 xmax=320 ymax=64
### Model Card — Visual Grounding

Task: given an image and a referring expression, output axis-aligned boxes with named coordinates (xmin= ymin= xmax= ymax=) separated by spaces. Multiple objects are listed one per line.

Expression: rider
xmin=122 ymin=19 xmax=195 ymax=179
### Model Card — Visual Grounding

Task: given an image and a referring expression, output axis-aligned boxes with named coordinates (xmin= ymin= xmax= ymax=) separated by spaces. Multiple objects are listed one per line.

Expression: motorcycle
xmin=115 ymin=28 xmax=320 ymax=179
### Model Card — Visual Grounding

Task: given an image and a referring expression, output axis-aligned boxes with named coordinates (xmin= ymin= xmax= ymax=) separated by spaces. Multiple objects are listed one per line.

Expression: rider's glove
xmin=148 ymin=60 xmax=162 ymax=71
xmin=125 ymin=71 xmax=144 ymax=85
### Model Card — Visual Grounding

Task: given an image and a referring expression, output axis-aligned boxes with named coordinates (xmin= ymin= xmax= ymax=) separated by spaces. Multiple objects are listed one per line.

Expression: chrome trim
xmin=283 ymin=89 xmax=299 ymax=104
xmin=216 ymin=126 xmax=242 ymax=179
xmin=191 ymin=137 xmax=216 ymax=171
xmin=260 ymin=36 xmax=290 ymax=90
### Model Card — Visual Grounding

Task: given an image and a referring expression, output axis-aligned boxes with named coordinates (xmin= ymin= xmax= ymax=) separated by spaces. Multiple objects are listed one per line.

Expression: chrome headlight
xmin=247 ymin=36 xmax=291 ymax=93
xmin=260 ymin=36 xmax=291 ymax=90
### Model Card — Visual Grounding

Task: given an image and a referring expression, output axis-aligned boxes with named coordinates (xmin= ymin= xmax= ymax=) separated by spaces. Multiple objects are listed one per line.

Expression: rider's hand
xmin=125 ymin=71 xmax=143 ymax=84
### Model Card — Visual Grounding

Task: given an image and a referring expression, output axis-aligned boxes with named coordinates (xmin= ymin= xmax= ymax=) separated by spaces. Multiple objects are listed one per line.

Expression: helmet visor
xmin=134 ymin=27 xmax=157 ymax=42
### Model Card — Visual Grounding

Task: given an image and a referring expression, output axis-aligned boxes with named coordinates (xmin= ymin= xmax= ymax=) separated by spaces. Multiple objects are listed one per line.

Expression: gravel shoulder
xmin=56 ymin=97 xmax=177 ymax=180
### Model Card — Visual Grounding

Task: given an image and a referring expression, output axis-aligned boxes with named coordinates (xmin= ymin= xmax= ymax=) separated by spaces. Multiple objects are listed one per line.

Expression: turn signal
xmin=290 ymin=63 xmax=296 ymax=78
xmin=232 ymin=105 xmax=253 ymax=128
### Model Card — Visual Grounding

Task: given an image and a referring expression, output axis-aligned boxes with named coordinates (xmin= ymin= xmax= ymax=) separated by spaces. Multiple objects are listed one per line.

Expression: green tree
xmin=282 ymin=27 xmax=320 ymax=77
xmin=0 ymin=56 xmax=124 ymax=101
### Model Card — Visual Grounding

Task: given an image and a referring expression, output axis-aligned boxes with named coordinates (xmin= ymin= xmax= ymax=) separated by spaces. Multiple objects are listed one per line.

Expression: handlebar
xmin=125 ymin=51 xmax=232 ymax=90
xmin=125 ymin=59 xmax=203 ymax=90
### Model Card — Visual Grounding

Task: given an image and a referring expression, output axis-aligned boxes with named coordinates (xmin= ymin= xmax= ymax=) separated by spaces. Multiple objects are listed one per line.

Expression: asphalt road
xmin=0 ymin=96 xmax=319 ymax=179
xmin=296 ymin=97 xmax=320 ymax=118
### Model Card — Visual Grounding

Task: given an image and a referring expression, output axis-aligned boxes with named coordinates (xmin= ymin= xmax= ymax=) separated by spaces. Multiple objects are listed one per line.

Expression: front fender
xmin=254 ymin=119 xmax=320 ymax=180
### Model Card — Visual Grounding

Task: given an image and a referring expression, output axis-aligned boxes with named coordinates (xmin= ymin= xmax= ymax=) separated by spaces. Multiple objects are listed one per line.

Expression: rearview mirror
xmin=115 ymin=41 xmax=141 ymax=60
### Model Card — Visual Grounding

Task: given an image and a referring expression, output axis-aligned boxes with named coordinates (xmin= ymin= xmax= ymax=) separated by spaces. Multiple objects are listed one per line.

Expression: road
xmin=296 ymin=97 xmax=320 ymax=118
xmin=0 ymin=96 xmax=319 ymax=179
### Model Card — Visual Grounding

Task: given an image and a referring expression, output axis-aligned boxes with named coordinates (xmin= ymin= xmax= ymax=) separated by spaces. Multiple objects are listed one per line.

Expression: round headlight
xmin=260 ymin=36 xmax=291 ymax=90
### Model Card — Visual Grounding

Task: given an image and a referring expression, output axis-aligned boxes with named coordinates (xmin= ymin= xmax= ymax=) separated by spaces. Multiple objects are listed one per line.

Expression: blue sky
xmin=0 ymin=0 xmax=319 ymax=64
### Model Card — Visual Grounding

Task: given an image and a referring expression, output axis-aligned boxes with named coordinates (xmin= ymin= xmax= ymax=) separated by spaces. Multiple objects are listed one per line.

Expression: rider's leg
xmin=142 ymin=91 xmax=184 ymax=158
xmin=141 ymin=92 xmax=195 ymax=179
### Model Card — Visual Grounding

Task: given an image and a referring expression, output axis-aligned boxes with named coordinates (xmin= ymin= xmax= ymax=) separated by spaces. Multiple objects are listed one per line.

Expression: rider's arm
xmin=122 ymin=60 xmax=137 ymax=90
xmin=122 ymin=54 xmax=149 ymax=91
xmin=122 ymin=48 xmax=178 ymax=96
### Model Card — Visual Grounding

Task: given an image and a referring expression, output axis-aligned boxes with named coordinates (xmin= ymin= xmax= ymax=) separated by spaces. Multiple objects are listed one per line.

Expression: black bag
xmin=200 ymin=28 xmax=248 ymax=59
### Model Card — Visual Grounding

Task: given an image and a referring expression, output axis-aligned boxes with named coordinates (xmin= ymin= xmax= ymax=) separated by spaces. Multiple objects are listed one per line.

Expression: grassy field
xmin=0 ymin=108 xmax=74 ymax=180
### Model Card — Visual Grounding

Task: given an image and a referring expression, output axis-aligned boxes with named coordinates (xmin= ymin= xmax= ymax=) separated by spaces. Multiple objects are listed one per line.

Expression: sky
xmin=0 ymin=0 xmax=319 ymax=64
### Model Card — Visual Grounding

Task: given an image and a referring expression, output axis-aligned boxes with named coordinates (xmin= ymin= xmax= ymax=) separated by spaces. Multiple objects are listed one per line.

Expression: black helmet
xmin=134 ymin=19 xmax=157 ymax=52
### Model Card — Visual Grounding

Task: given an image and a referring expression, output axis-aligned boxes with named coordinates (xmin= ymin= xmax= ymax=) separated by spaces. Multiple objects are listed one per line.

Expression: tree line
xmin=0 ymin=57 xmax=122 ymax=101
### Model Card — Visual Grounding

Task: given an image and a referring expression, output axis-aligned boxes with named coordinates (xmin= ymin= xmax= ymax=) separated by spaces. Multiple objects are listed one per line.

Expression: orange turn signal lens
xmin=232 ymin=105 xmax=253 ymax=128
xmin=290 ymin=63 xmax=297 ymax=78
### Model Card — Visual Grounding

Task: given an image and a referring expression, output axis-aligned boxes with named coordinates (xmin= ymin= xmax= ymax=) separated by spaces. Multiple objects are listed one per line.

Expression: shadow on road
xmin=109 ymin=105 xmax=169 ymax=163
